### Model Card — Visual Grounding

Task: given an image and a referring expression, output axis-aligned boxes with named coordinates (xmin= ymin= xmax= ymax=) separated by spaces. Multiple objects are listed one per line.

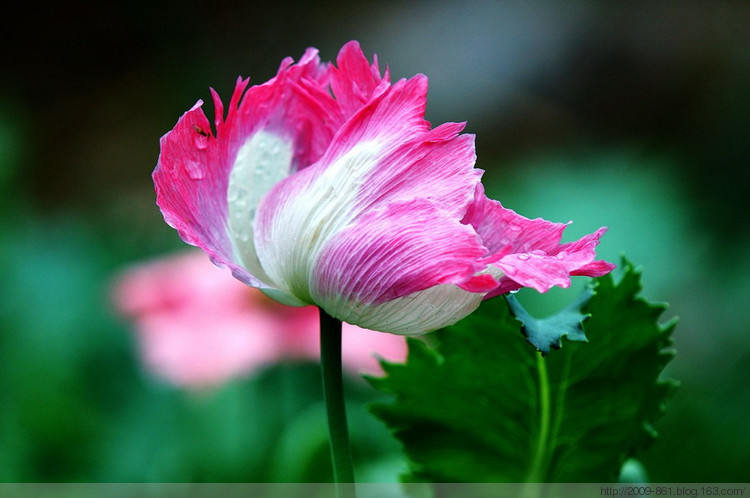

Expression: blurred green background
xmin=1 ymin=0 xmax=748 ymax=483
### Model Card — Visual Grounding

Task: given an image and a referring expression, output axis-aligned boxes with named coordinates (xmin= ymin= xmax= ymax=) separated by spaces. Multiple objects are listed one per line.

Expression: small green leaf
xmin=367 ymin=259 xmax=677 ymax=483
xmin=506 ymin=289 xmax=592 ymax=353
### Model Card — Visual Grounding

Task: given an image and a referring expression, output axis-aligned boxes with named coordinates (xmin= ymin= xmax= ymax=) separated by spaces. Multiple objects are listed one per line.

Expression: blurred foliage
xmin=1 ymin=0 xmax=748 ymax=485
xmin=487 ymin=150 xmax=703 ymax=304
xmin=0 ymin=215 xmax=400 ymax=482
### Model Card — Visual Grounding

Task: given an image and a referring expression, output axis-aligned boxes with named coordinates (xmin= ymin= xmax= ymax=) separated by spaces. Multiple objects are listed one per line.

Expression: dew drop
xmin=518 ymin=254 xmax=530 ymax=261
xmin=185 ymin=161 xmax=204 ymax=180
xmin=508 ymin=223 xmax=522 ymax=231
xmin=192 ymin=124 xmax=210 ymax=150
xmin=506 ymin=267 xmax=518 ymax=276
xmin=194 ymin=134 xmax=209 ymax=150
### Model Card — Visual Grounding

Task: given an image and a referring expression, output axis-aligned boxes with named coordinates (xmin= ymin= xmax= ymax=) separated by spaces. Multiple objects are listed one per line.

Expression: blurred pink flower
xmin=112 ymin=251 xmax=407 ymax=388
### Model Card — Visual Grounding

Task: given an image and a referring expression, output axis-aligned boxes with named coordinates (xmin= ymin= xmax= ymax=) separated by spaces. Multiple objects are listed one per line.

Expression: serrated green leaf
xmin=367 ymin=259 xmax=677 ymax=483
xmin=506 ymin=289 xmax=592 ymax=353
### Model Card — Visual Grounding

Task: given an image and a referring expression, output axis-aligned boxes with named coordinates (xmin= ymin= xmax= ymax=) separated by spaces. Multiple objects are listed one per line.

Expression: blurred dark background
xmin=1 ymin=0 xmax=748 ymax=483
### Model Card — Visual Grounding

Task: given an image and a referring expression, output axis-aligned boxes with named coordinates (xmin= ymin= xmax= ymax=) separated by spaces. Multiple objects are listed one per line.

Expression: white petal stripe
xmin=254 ymin=140 xmax=383 ymax=303
xmin=227 ymin=130 xmax=294 ymax=289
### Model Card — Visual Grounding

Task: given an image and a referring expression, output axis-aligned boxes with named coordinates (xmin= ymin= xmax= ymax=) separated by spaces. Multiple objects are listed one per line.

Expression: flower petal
xmin=310 ymin=199 xmax=494 ymax=331
xmin=333 ymin=284 xmax=485 ymax=336
xmin=493 ymin=226 xmax=613 ymax=294
xmin=462 ymin=184 xmax=615 ymax=296
xmin=154 ymin=48 xmax=339 ymax=304
xmin=153 ymin=100 xmax=254 ymax=284
xmin=254 ymin=74 xmax=482 ymax=306
xmin=348 ymin=284 xmax=483 ymax=335
xmin=329 ymin=40 xmax=391 ymax=118
xmin=227 ymin=48 xmax=340 ymax=172
xmin=462 ymin=183 xmax=569 ymax=255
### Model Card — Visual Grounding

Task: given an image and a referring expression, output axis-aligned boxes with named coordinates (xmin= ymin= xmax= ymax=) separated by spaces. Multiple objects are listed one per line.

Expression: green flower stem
xmin=520 ymin=351 xmax=552 ymax=498
xmin=319 ymin=309 xmax=356 ymax=498
xmin=528 ymin=351 xmax=552 ymax=483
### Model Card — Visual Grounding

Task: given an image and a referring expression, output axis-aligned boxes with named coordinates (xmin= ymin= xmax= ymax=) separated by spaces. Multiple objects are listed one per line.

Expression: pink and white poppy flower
xmin=153 ymin=41 xmax=614 ymax=336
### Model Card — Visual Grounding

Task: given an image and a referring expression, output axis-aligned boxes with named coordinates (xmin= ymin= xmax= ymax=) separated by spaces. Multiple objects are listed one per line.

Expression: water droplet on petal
xmin=506 ymin=267 xmax=518 ymax=276
xmin=194 ymin=135 xmax=208 ymax=150
xmin=518 ymin=254 xmax=530 ymax=261
xmin=192 ymin=125 xmax=210 ymax=150
xmin=508 ymin=223 xmax=522 ymax=231
xmin=185 ymin=160 xmax=204 ymax=180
